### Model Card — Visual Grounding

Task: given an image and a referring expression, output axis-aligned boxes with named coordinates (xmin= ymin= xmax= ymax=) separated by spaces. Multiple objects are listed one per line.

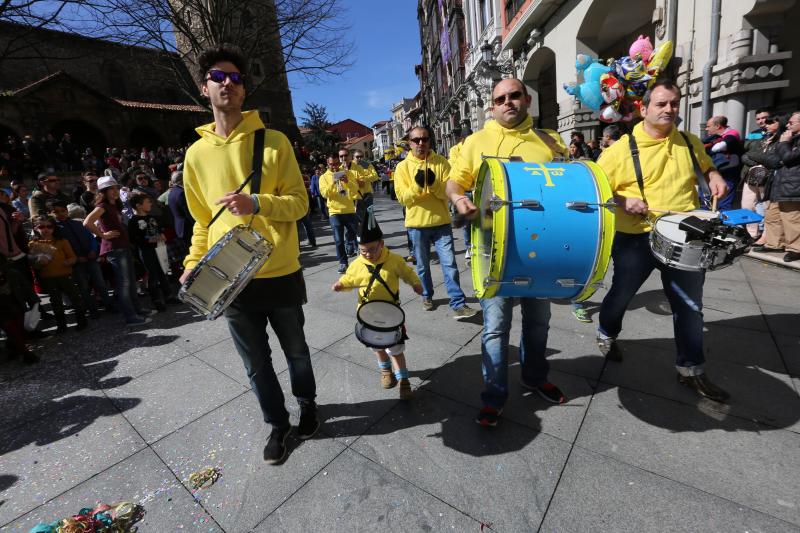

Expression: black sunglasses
xmin=764 ymin=117 xmax=778 ymax=125
xmin=206 ymin=69 xmax=245 ymax=85
xmin=493 ymin=90 xmax=523 ymax=106
xmin=410 ymin=137 xmax=430 ymax=144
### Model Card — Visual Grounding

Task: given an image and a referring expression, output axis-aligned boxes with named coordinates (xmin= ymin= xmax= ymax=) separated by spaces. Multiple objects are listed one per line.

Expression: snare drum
xmin=179 ymin=225 xmax=273 ymax=319
xmin=471 ymin=159 xmax=615 ymax=301
xmin=354 ymin=300 xmax=406 ymax=349
xmin=650 ymin=211 xmax=751 ymax=271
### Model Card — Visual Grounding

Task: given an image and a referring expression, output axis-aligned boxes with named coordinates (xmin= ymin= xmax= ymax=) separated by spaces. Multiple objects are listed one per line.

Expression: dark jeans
xmin=314 ymin=196 xmax=328 ymax=219
xmin=356 ymin=193 xmax=374 ymax=225
xmin=225 ymin=304 xmax=316 ymax=428
xmin=330 ymin=213 xmax=359 ymax=265
xmin=40 ymin=275 xmax=86 ymax=327
xmin=139 ymin=247 xmax=172 ymax=305
xmin=297 ymin=213 xmax=317 ymax=246
xmin=73 ymin=259 xmax=114 ymax=313
xmin=598 ymin=232 xmax=706 ymax=373
xmin=105 ymin=248 xmax=145 ymax=322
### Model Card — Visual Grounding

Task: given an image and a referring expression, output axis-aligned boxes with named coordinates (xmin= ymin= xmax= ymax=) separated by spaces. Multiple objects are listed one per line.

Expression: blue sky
xmin=287 ymin=0 xmax=422 ymax=128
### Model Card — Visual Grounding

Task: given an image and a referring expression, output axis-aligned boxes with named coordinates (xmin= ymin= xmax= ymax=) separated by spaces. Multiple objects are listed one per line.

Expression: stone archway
xmin=523 ymin=47 xmax=558 ymax=130
xmin=50 ymin=119 xmax=107 ymax=158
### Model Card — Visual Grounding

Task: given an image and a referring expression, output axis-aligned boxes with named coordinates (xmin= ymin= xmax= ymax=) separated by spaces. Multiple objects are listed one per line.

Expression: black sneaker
xmin=263 ymin=425 xmax=290 ymax=464
xmin=521 ymin=379 xmax=567 ymax=404
xmin=297 ymin=404 xmax=320 ymax=440
xmin=677 ymin=373 xmax=730 ymax=403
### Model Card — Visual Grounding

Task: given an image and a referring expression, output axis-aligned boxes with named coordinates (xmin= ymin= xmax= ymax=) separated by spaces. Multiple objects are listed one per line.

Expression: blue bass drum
xmin=471 ymin=159 xmax=615 ymax=301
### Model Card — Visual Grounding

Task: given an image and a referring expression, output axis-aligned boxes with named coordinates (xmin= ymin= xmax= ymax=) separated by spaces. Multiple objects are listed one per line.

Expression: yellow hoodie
xmin=319 ymin=168 xmax=359 ymax=215
xmin=393 ymin=151 xmax=451 ymax=228
xmin=337 ymin=246 xmax=420 ymax=306
xmin=597 ymin=123 xmax=714 ymax=234
xmin=183 ymin=110 xmax=308 ymax=278
xmin=348 ymin=162 xmax=379 ymax=196
xmin=449 ymin=116 xmax=568 ymax=190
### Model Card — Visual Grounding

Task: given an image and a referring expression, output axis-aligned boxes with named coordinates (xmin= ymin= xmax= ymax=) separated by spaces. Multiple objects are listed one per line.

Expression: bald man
xmin=447 ymin=78 xmax=570 ymax=427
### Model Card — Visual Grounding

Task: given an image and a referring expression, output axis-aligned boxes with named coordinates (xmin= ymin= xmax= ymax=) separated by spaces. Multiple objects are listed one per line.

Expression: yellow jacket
xmin=337 ymin=247 xmax=420 ymax=306
xmin=183 ymin=110 xmax=308 ymax=278
xmin=448 ymin=142 xmax=463 ymax=168
xmin=597 ymin=123 xmax=714 ymax=234
xmin=349 ymin=162 xmax=379 ymax=196
xmin=449 ymin=116 xmax=568 ymax=190
xmin=393 ymin=151 xmax=451 ymax=228
xmin=30 ymin=238 xmax=75 ymax=278
xmin=319 ymin=168 xmax=359 ymax=215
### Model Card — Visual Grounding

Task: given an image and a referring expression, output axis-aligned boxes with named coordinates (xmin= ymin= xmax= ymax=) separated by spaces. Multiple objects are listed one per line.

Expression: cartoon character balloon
xmin=562 ymin=54 xmax=610 ymax=111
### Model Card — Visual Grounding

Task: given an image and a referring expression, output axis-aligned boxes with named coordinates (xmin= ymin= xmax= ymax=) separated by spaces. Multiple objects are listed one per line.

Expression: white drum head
xmin=654 ymin=214 xmax=692 ymax=243
xmin=357 ymin=301 xmax=405 ymax=330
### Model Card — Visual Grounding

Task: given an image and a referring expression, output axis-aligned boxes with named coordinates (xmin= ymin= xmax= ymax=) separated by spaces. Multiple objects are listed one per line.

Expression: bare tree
xmin=84 ymin=0 xmax=355 ymax=105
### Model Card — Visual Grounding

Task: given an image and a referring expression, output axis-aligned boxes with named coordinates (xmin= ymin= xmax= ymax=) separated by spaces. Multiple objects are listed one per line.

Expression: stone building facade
xmin=420 ymin=0 xmax=798 ymax=143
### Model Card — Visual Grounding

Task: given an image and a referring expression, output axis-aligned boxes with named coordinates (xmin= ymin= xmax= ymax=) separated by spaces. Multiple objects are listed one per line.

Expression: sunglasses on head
xmin=492 ymin=90 xmax=523 ymax=106
xmin=410 ymin=137 xmax=429 ymax=144
xmin=206 ymin=69 xmax=245 ymax=85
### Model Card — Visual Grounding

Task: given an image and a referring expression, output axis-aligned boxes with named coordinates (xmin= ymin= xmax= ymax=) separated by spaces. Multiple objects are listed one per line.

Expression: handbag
xmin=745 ymin=165 xmax=771 ymax=187
xmin=24 ymin=302 xmax=41 ymax=332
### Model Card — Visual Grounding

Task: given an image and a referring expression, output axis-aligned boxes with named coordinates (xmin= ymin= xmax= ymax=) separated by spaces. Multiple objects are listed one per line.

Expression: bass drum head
xmin=471 ymin=159 xmax=508 ymax=298
xmin=356 ymin=300 xmax=405 ymax=331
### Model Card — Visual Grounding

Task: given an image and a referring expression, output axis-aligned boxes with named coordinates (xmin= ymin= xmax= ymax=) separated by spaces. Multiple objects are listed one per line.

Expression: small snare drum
xmin=179 ymin=225 xmax=273 ymax=319
xmin=354 ymin=300 xmax=406 ymax=349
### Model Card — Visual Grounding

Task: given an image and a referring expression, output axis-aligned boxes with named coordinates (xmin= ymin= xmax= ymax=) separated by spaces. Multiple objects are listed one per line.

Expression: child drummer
xmin=332 ymin=208 xmax=423 ymax=400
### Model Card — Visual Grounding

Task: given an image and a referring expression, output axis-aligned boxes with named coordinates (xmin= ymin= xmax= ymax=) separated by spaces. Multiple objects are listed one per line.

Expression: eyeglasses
xmin=359 ymin=243 xmax=382 ymax=255
xmin=44 ymin=178 xmax=60 ymax=183
xmin=338 ymin=154 xmax=349 ymax=159
xmin=206 ymin=69 xmax=245 ymax=85
xmin=492 ymin=90 xmax=523 ymax=106
xmin=409 ymin=137 xmax=429 ymax=144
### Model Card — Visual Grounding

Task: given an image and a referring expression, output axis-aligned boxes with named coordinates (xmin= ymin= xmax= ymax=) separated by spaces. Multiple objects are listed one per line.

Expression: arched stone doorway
xmin=128 ymin=125 xmax=164 ymax=151
xmin=523 ymin=47 xmax=558 ymax=130
xmin=50 ymin=119 xmax=107 ymax=158
xmin=577 ymin=0 xmax=657 ymax=59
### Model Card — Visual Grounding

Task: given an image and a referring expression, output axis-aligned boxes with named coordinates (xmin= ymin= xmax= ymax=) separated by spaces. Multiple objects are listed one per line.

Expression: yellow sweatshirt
xmin=393 ymin=151 xmax=451 ymax=228
xmin=319 ymin=168 xmax=359 ymax=215
xmin=449 ymin=116 xmax=568 ymax=190
xmin=348 ymin=162 xmax=379 ymax=196
xmin=183 ymin=110 xmax=308 ymax=278
xmin=29 ymin=238 xmax=75 ymax=278
xmin=447 ymin=142 xmax=463 ymax=169
xmin=597 ymin=123 xmax=714 ymax=234
xmin=337 ymin=247 xmax=420 ymax=306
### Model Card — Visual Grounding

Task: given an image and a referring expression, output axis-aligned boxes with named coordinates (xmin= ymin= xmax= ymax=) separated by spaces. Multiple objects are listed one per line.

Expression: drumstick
xmin=712 ymin=196 xmax=718 ymax=213
xmin=647 ymin=209 xmax=718 ymax=219
xmin=207 ymin=170 xmax=255 ymax=228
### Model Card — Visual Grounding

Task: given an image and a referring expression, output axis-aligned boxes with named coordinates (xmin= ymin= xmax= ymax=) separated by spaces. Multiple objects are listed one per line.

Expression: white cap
xmin=97 ymin=176 xmax=118 ymax=190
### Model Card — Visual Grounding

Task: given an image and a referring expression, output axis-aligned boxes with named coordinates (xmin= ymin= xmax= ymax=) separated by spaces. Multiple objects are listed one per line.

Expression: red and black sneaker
xmin=475 ymin=406 xmax=502 ymax=427
xmin=535 ymin=382 xmax=567 ymax=405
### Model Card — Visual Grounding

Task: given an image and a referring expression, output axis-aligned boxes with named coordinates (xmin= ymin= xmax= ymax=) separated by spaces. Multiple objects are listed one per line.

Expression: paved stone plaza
xmin=1 ymin=193 xmax=799 ymax=532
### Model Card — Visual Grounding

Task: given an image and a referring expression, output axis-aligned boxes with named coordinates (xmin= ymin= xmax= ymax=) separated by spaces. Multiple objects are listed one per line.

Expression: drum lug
xmin=208 ymin=266 xmax=230 ymax=281
xmin=566 ymin=201 xmax=617 ymax=211
xmin=556 ymin=279 xmax=585 ymax=288
xmin=484 ymin=276 xmax=531 ymax=287
xmin=489 ymin=195 xmax=541 ymax=212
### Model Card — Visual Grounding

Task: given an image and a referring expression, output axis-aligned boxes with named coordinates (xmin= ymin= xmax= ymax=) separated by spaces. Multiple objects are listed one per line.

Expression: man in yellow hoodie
xmin=320 ymin=154 xmax=360 ymax=273
xmin=179 ymin=45 xmax=317 ymax=464
xmin=346 ymin=149 xmax=379 ymax=223
xmin=394 ymin=126 xmax=478 ymax=320
xmin=594 ymin=79 xmax=730 ymax=403
xmin=446 ymin=78 xmax=569 ymax=427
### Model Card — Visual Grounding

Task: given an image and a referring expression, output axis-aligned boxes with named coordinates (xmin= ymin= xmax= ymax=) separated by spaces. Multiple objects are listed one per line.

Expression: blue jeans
xmin=408 ymin=225 xmax=466 ymax=310
xmin=480 ymin=296 xmax=551 ymax=409
xmin=330 ymin=213 xmax=359 ymax=265
xmin=105 ymin=248 xmax=144 ymax=322
xmin=314 ymin=196 xmax=328 ymax=219
xmin=598 ymin=232 xmax=706 ymax=374
xmin=225 ymin=304 xmax=316 ymax=428
xmin=297 ymin=213 xmax=316 ymax=246
xmin=73 ymin=258 xmax=114 ymax=313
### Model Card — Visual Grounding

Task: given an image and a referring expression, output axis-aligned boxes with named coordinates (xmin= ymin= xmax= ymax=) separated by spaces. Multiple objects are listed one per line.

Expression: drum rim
xmin=573 ymin=160 xmax=615 ymax=302
xmin=355 ymin=300 xmax=406 ymax=331
xmin=471 ymin=158 xmax=509 ymax=299
xmin=354 ymin=322 xmax=403 ymax=348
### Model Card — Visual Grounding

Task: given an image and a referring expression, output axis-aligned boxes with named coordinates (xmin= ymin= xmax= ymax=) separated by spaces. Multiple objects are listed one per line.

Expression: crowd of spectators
xmin=1 ymin=131 xmax=194 ymax=363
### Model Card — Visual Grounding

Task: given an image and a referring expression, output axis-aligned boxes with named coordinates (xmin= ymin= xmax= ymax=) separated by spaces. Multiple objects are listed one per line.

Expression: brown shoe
xmin=380 ymin=369 xmax=397 ymax=389
xmin=677 ymin=373 xmax=730 ymax=403
xmin=399 ymin=378 xmax=412 ymax=400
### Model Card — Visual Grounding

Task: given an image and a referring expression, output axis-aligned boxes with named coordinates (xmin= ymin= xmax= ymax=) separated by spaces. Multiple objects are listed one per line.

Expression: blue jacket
xmin=56 ymin=218 xmax=95 ymax=257
xmin=168 ymin=185 xmax=195 ymax=240
xmin=309 ymin=174 xmax=321 ymax=197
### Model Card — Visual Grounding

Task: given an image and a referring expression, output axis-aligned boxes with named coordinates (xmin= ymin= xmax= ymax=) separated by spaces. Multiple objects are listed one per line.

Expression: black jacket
xmin=766 ymin=134 xmax=800 ymax=202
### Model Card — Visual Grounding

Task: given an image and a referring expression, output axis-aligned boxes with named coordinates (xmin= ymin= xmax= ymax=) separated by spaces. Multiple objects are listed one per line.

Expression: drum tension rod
xmin=484 ymin=277 xmax=531 ymax=287
xmin=566 ymin=201 xmax=617 ymax=210
xmin=489 ymin=195 xmax=540 ymax=212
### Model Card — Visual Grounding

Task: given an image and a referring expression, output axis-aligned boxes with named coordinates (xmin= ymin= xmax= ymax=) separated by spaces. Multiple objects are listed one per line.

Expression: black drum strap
xmin=207 ymin=128 xmax=265 ymax=229
xmin=628 ymin=134 xmax=648 ymax=204
xmin=679 ymin=132 xmax=712 ymax=197
xmin=362 ymin=263 xmax=399 ymax=304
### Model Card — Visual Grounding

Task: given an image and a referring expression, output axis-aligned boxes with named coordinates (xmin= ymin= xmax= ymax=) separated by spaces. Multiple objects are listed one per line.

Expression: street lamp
xmin=480 ymin=42 xmax=494 ymax=64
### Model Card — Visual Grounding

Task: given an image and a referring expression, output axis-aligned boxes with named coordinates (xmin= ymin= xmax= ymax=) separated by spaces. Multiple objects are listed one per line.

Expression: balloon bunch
xmin=29 ymin=501 xmax=144 ymax=533
xmin=563 ymin=35 xmax=673 ymax=123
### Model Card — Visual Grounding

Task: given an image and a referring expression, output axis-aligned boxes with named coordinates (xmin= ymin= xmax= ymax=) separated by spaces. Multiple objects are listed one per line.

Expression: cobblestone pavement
xmin=1 ymin=192 xmax=799 ymax=532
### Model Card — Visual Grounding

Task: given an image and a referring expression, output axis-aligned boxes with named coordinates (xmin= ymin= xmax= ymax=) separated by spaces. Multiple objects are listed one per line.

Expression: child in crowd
xmin=49 ymin=199 xmax=114 ymax=317
xmin=127 ymin=191 xmax=174 ymax=311
xmin=28 ymin=215 xmax=87 ymax=332
xmin=0 ymin=254 xmax=40 ymax=364
xmin=333 ymin=208 xmax=423 ymax=400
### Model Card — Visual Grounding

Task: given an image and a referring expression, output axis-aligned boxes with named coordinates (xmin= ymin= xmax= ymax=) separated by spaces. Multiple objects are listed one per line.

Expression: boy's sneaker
xmin=475 ymin=406 xmax=502 ymax=427
xmin=596 ymin=333 xmax=622 ymax=361
xmin=422 ymin=298 xmax=434 ymax=311
xmin=399 ymin=378 xmax=412 ymax=400
xmin=126 ymin=316 xmax=152 ymax=327
xmin=263 ymin=425 xmax=290 ymax=464
xmin=337 ymin=263 xmax=348 ymax=274
xmin=380 ymin=369 xmax=397 ymax=389
xmin=453 ymin=304 xmax=478 ymax=320
xmin=297 ymin=404 xmax=320 ymax=440
xmin=522 ymin=380 xmax=567 ymax=404
xmin=572 ymin=306 xmax=591 ymax=323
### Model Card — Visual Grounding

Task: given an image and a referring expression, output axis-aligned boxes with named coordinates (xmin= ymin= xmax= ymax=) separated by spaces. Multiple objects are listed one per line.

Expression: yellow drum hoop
xmin=470 ymin=159 xmax=615 ymax=301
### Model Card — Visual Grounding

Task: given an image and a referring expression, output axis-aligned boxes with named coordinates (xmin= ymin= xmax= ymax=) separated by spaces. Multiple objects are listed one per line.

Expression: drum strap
xmin=207 ymin=128 xmax=266 ymax=228
xmin=533 ymin=129 xmax=568 ymax=158
xmin=628 ymin=134 xmax=648 ymax=204
xmin=679 ymin=132 xmax=712 ymax=197
xmin=362 ymin=263 xmax=399 ymax=304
